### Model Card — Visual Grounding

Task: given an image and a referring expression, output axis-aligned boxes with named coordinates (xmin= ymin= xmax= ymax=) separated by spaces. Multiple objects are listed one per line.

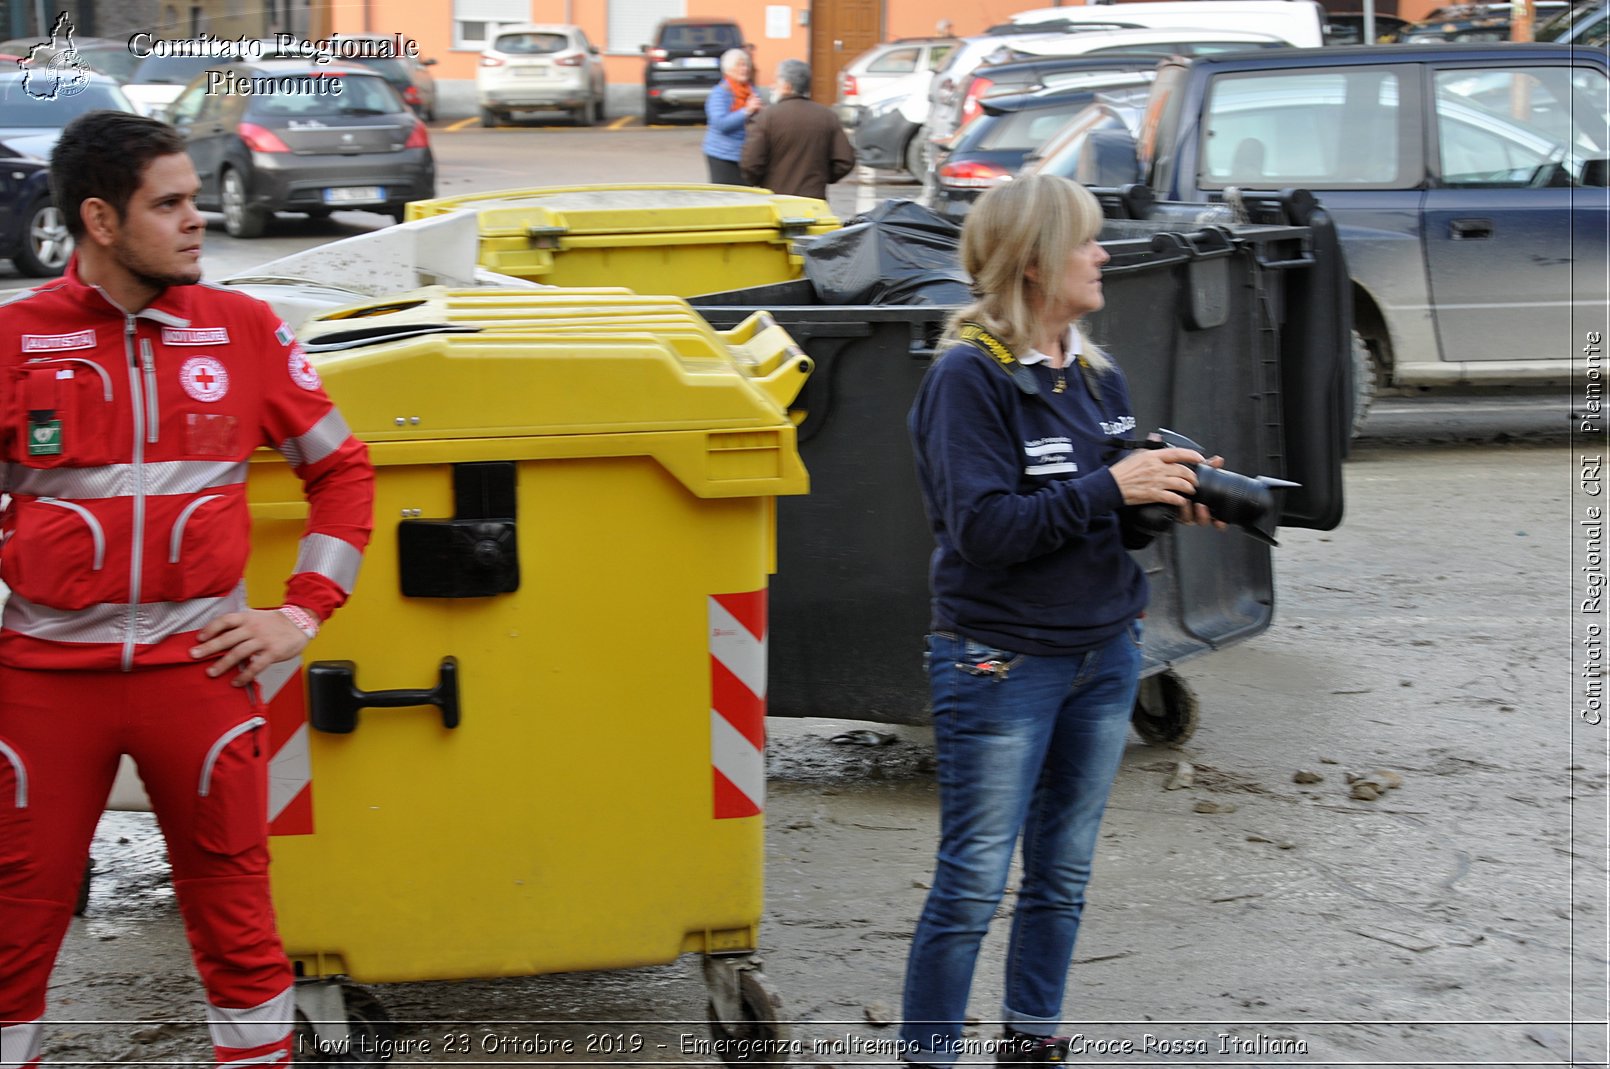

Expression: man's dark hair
xmin=51 ymin=111 xmax=186 ymax=240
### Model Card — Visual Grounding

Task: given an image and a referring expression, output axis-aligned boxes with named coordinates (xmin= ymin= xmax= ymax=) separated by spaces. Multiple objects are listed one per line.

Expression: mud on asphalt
xmin=50 ymin=439 xmax=1607 ymax=1067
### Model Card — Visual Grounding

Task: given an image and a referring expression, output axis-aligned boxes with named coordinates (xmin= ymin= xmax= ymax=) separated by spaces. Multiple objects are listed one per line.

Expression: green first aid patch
xmin=28 ymin=418 xmax=62 ymax=456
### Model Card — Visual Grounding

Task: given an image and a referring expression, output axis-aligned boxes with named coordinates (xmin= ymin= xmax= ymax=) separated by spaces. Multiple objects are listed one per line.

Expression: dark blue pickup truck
xmin=1030 ymin=43 xmax=1609 ymax=426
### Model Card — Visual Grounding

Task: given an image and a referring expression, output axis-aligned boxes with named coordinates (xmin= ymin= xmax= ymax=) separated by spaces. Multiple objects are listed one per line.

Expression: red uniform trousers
xmin=0 ymin=663 xmax=294 ymax=1068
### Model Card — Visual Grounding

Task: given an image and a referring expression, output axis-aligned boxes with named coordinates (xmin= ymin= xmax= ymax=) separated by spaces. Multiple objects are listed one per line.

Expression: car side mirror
xmin=422 ymin=57 xmax=437 ymax=66
xmin=640 ymin=43 xmax=649 ymax=53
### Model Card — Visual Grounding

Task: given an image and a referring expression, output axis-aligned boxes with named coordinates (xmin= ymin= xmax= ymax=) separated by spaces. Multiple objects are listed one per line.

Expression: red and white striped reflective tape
xmin=709 ymin=590 xmax=766 ymax=820
xmin=258 ymin=659 xmax=314 ymax=837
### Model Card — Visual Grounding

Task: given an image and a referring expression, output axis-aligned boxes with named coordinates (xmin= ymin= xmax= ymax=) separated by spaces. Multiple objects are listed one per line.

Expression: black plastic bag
xmin=802 ymin=199 xmax=971 ymax=307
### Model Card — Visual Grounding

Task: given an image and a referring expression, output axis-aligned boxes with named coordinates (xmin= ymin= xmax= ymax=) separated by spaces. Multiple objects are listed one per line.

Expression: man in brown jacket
xmin=741 ymin=59 xmax=856 ymax=201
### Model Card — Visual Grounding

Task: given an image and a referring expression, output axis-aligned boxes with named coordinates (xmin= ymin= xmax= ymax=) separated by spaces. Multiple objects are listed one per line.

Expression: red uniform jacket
xmin=0 ymin=260 xmax=374 ymax=670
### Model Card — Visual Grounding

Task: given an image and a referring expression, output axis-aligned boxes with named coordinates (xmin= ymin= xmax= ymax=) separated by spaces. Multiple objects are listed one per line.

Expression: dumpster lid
xmin=410 ymin=184 xmax=839 ymax=238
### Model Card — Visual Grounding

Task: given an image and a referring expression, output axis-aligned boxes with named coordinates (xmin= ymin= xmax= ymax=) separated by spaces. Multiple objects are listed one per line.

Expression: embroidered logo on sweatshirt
xmin=179 ymin=356 xmax=229 ymax=403
xmin=163 ymin=326 xmax=230 ymax=346
xmin=1024 ymin=437 xmax=1078 ymax=476
xmin=288 ymin=345 xmax=321 ymax=391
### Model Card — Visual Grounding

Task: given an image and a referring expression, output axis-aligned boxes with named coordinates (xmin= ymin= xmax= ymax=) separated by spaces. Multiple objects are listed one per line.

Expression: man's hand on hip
xmin=190 ymin=610 xmax=311 ymax=687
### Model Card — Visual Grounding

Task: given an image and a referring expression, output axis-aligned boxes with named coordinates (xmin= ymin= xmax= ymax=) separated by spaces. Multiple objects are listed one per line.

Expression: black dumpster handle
xmin=307 ymin=657 xmax=461 ymax=734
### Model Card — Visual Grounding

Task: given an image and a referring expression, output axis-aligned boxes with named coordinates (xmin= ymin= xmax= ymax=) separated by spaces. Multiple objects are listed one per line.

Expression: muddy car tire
xmin=221 ymin=169 xmax=267 ymax=239
xmin=706 ymin=968 xmax=789 ymax=1064
xmin=904 ymin=130 xmax=927 ymax=181
xmin=294 ymin=985 xmax=395 ymax=1064
xmin=1351 ymin=330 xmax=1378 ymax=438
xmin=1130 ymin=670 xmax=1199 ymax=746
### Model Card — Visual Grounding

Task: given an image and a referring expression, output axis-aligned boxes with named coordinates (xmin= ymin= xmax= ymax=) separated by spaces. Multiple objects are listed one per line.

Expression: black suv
xmin=641 ymin=18 xmax=746 ymax=123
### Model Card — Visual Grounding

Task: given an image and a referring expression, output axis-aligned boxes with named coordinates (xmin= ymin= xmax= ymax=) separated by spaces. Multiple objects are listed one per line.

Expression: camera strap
xmin=959 ymin=322 xmax=1040 ymax=396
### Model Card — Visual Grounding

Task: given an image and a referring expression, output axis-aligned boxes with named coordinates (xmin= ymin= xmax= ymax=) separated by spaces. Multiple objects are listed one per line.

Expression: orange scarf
xmin=726 ymin=75 xmax=753 ymax=112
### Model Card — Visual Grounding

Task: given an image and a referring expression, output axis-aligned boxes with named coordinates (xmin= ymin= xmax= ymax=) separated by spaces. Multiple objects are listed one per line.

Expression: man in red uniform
xmin=0 ymin=111 xmax=374 ymax=1067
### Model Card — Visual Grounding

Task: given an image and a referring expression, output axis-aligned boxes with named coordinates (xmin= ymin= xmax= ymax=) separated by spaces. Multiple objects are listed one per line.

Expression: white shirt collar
xmin=1019 ymin=328 xmax=1084 ymax=367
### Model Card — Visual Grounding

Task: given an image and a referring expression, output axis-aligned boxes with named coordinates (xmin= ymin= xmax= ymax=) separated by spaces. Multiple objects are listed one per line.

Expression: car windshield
xmin=493 ymin=32 xmax=570 ymax=54
xmin=246 ymin=73 xmax=406 ymax=118
xmin=0 ymin=81 xmax=135 ymax=125
xmin=971 ymin=102 xmax=1091 ymax=150
xmin=132 ymin=55 xmax=222 ymax=84
xmin=346 ymin=56 xmax=410 ymax=82
xmin=659 ymin=24 xmax=742 ymax=49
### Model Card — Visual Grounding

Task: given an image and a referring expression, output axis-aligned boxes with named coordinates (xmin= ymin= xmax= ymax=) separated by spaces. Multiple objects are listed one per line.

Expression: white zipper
xmin=37 ymin=498 xmax=106 ymax=570
xmin=0 ymin=739 xmax=27 ymax=809
xmin=197 ymin=716 xmax=267 ymax=797
xmin=139 ymin=339 xmax=159 ymax=444
xmin=169 ymin=494 xmax=224 ymax=564
xmin=123 ymin=317 xmax=145 ymax=672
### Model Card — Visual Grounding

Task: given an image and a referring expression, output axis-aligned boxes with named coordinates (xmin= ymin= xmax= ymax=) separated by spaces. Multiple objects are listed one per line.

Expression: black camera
xmin=1129 ymin=429 xmax=1299 ymax=546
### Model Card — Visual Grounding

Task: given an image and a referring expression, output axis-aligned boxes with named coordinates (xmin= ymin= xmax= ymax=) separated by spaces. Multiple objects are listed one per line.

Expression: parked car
xmin=641 ymin=17 xmax=746 ymax=123
xmin=837 ymin=37 xmax=958 ymax=111
xmin=926 ymin=27 xmax=1289 ymax=164
xmin=0 ymin=35 xmax=144 ymax=82
xmin=1006 ymin=0 xmax=1327 ymax=46
xmin=165 ymin=60 xmax=436 ymax=237
xmin=1025 ymin=43 xmax=1610 ymax=428
xmin=931 ymin=52 xmax=1173 ymax=154
xmin=477 ymin=23 xmax=605 ymax=127
xmin=337 ymin=35 xmax=439 ymax=121
xmin=1398 ymin=13 xmax=1516 ymax=41
xmin=122 ymin=52 xmax=229 ymax=117
xmin=0 ymin=69 xmax=139 ymax=159
xmin=932 ymin=74 xmax=1157 ymax=221
xmin=1321 ymin=12 xmax=1412 ymax=43
xmin=1537 ymin=0 xmax=1609 ymax=41
xmin=0 ymin=139 xmax=70 ymax=275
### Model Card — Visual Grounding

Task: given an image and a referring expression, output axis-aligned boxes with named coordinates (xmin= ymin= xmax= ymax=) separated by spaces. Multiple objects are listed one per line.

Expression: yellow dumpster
xmin=244 ymin=300 xmax=810 ymax=1052
xmin=402 ymin=185 xmax=840 ymax=295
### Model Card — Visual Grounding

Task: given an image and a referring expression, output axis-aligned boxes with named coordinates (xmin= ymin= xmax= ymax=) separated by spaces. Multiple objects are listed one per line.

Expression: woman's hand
xmin=1109 ymin=446 xmax=1204 ymax=508
xmin=1179 ymin=456 xmax=1228 ymax=528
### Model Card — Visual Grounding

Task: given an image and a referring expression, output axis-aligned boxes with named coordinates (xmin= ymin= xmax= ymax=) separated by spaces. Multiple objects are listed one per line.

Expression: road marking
xmin=444 ymin=116 xmax=478 ymax=132
xmin=607 ymin=114 xmax=633 ymax=130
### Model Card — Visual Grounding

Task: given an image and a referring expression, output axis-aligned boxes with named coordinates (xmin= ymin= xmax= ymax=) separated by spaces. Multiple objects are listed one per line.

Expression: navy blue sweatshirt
xmin=908 ymin=338 xmax=1148 ymax=656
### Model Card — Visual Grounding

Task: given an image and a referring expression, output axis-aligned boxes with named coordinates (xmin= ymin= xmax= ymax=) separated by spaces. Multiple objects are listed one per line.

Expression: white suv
xmin=477 ymin=23 xmax=607 ymax=127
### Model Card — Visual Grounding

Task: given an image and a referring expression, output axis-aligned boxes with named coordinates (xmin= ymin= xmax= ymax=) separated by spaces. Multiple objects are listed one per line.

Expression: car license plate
xmin=683 ymin=57 xmax=718 ymax=68
xmin=323 ymin=186 xmax=385 ymax=205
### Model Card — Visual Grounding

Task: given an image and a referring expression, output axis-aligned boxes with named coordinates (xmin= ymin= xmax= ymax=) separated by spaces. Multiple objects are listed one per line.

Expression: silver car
xmin=476 ymin=23 xmax=607 ymax=127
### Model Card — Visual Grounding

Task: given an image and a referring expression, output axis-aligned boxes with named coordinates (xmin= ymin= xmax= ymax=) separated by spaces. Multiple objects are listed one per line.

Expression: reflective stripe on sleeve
xmin=1 ymin=583 xmax=247 ymax=645
xmin=7 ymin=460 xmax=249 ymax=500
xmin=276 ymin=410 xmax=351 ymax=469
xmin=206 ymin=986 xmax=295 ymax=1053
xmin=294 ymin=533 xmax=362 ymax=594
xmin=0 ymin=1018 xmax=44 ymax=1069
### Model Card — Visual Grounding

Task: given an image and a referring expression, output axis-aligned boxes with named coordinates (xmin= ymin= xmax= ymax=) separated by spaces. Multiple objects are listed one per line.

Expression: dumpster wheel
xmin=703 ymin=956 xmax=790 ymax=1064
xmin=1130 ymin=670 xmax=1199 ymax=746
xmin=294 ymin=982 xmax=396 ymax=1064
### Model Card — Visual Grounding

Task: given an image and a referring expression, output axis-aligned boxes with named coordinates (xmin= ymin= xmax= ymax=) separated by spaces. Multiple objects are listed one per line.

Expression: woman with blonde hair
xmin=702 ymin=47 xmax=761 ymax=184
xmin=901 ymin=173 xmax=1216 ymax=1067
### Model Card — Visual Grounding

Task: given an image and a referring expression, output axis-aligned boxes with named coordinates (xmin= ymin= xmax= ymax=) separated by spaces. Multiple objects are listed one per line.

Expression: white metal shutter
xmin=608 ymin=0 xmax=685 ymax=54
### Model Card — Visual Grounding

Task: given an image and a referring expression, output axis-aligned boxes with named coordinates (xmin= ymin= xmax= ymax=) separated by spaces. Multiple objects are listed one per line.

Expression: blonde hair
xmin=945 ymin=173 xmax=1112 ymax=371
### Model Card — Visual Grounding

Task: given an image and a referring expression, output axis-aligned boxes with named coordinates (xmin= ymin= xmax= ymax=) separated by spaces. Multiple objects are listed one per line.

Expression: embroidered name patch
xmin=22 ymin=330 xmax=96 ymax=352
xmin=288 ymin=345 xmax=321 ymax=391
xmin=180 ymin=356 xmax=230 ymax=403
xmin=163 ymin=327 xmax=230 ymax=346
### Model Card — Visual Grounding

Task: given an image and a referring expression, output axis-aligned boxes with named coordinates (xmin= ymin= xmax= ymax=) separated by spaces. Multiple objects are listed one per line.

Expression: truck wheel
xmin=705 ymin=961 xmax=789 ymax=1064
xmin=1351 ymin=330 xmax=1378 ymax=438
xmin=1131 ymin=670 xmax=1199 ymax=746
xmin=644 ymin=96 xmax=662 ymax=125
xmin=573 ymin=101 xmax=595 ymax=127
xmin=294 ymin=985 xmax=395 ymax=1064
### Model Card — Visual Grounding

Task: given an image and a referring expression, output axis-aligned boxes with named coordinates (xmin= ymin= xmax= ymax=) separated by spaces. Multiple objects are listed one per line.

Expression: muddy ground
xmin=40 ymin=435 xmax=1608 ymax=1068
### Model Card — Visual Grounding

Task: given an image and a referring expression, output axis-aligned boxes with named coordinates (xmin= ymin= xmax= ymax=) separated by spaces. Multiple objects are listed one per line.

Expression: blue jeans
xmin=900 ymin=625 xmax=1142 ymax=1066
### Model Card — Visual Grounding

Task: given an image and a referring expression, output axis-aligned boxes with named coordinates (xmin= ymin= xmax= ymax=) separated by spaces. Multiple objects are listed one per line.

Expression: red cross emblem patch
xmin=179 ymin=356 xmax=230 ymax=403
xmin=288 ymin=345 xmax=321 ymax=391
